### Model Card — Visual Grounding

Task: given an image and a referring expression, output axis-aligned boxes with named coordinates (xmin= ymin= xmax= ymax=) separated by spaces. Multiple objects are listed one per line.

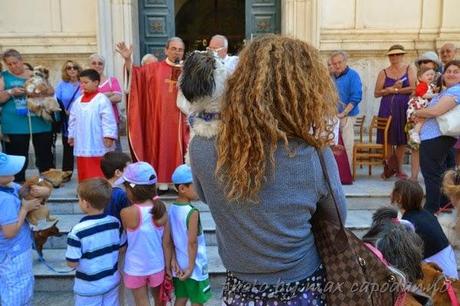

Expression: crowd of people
xmin=0 ymin=34 xmax=460 ymax=305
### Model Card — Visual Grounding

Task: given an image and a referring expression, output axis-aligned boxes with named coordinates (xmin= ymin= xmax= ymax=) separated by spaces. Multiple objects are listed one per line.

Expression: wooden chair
xmin=353 ymin=115 xmax=366 ymax=143
xmin=352 ymin=116 xmax=392 ymax=180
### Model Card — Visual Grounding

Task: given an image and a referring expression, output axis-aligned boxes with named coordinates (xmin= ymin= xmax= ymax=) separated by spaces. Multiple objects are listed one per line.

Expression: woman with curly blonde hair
xmin=189 ymin=35 xmax=347 ymax=305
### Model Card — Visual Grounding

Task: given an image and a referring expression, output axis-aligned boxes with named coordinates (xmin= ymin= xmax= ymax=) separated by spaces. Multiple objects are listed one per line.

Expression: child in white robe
xmin=68 ymin=69 xmax=117 ymax=181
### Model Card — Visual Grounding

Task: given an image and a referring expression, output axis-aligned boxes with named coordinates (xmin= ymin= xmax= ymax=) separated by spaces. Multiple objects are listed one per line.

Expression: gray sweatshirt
xmin=189 ymin=136 xmax=347 ymax=284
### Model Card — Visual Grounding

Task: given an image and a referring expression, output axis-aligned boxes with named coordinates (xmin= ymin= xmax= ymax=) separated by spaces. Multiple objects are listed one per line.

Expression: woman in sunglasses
xmin=55 ymin=60 xmax=82 ymax=181
xmin=89 ymin=54 xmax=123 ymax=152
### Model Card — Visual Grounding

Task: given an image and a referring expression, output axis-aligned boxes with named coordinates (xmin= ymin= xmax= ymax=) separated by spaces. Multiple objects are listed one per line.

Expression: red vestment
xmin=127 ymin=60 xmax=189 ymax=184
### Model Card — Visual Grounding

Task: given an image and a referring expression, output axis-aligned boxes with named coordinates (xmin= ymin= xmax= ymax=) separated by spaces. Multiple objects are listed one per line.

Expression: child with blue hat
xmin=169 ymin=164 xmax=211 ymax=305
xmin=0 ymin=153 xmax=41 ymax=305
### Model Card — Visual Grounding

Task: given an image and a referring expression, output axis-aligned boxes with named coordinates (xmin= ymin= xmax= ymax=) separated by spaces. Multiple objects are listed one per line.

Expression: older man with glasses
xmin=207 ymin=34 xmax=239 ymax=73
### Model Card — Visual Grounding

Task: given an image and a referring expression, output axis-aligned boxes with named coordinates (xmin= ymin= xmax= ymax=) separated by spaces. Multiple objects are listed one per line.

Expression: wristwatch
xmin=394 ymin=88 xmax=399 ymax=93
xmin=6 ymin=89 xmax=13 ymax=95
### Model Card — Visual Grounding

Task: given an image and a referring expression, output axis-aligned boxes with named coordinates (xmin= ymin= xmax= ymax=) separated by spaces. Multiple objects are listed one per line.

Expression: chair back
xmin=368 ymin=116 xmax=392 ymax=156
xmin=354 ymin=115 xmax=366 ymax=142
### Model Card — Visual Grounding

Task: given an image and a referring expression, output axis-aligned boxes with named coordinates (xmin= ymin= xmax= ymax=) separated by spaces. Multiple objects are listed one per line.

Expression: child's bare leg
xmin=132 ymin=286 xmax=150 ymax=306
xmin=151 ymin=286 xmax=164 ymax=306
xmin=174 ymin=297 xmax=187 ymax=306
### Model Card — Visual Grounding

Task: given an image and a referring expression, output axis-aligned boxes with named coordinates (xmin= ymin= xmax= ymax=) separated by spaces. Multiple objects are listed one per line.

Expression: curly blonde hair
xmin=216 ymin=35 xmax=338 ymax=202
xmin=442 ymin=169 xmax=460 ymax=204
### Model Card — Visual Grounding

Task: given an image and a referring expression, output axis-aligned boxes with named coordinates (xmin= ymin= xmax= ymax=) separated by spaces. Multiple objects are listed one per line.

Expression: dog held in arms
xmin=33 ymin=220 xmax=61 ymax=256
xmin=19 ymin=176 xmax=56 ymax=226
xmin=24 ymin=65 xmax=61 ymax=122
xmin=178 ymin=50 xmax=231 ymax=143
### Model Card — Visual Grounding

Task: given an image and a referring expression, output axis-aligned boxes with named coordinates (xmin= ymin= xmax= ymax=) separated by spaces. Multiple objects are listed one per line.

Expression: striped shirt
xmin=66 ymin=214 xmax=126 ymax=296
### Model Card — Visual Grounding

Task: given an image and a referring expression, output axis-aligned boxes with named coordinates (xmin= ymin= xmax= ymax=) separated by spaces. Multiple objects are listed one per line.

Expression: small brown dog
xmin=33 ymin=220 xmax=61 ymax=256
xmin=41 ymin=169 xmax=73 ymax=188
xmin=418 ymin=262 xmax=460 ymax=305
xmin=24 ymin=65 xmax=61 ymax=122
xmin=20 ymin=176 xmax=55 ymax=225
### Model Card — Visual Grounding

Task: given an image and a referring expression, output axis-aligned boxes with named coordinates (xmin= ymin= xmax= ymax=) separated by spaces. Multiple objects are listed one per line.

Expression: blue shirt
xmin=1 ymin=71 xmax=51 ymax=134
xmin=420 ymin=84 xmax=460 ymax=141
xmin=0 ymin=183 xmax=32 ymax=258
xmin=66 ymin=214 xmax=126 ymax=296
xmin=104 ymin=187 xmax=129 ymax=224
xmin=334 ymin=67 xmax=363 ymax=116
xmin=55 ymin=80 xmax=81 ymax=136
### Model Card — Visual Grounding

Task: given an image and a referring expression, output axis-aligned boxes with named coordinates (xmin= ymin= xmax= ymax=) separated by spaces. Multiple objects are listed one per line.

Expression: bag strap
xmin=66 ymin=85 xmax=80 ymax=111
xmin=315 ymin=147 xmax=346 ymax=232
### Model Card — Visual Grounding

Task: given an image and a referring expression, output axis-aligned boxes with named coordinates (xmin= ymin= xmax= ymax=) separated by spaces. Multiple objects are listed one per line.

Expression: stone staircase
xmin=25 ymin=137 xmax=425 ymax=304
xmin=29 ymin=166 xmax=397 ymax=305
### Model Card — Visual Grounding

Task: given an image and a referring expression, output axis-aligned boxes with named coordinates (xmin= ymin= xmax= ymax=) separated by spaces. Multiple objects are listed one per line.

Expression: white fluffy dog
xmin=178 ymin=51 xmax=231 ymax=139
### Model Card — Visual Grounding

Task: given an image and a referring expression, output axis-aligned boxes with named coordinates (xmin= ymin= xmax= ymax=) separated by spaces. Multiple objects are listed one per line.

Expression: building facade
xmin=1 ymin=0 xmax=459 ymax=121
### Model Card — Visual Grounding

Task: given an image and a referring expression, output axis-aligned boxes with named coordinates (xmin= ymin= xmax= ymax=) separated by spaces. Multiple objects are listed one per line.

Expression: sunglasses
xmin=419 ymin=60 xmax=434 ymax=64
xmin=66 ymin=65 xmax=78 ymax=70
xmin=91 ymin=61 xmax=104 ymax=66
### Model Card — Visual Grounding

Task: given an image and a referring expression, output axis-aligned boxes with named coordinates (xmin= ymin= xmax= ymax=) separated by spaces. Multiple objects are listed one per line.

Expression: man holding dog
xmin=116 ymin=38 xmax=189 ymax=191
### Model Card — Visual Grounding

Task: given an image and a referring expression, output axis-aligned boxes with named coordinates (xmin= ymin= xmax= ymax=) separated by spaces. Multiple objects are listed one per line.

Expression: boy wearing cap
xmin=0 ymin=153 xmax=41 ymax=306
xmin=169 ymin=164 xmax=211 ymax=306
xmin=66 ymin=178 xmax=126 ymax=306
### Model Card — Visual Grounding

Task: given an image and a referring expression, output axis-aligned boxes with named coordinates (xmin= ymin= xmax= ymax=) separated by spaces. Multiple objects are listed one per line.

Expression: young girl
xmin=118 ymin=162 xmax=171 ymax=306
xmin=406 ymin=67 xmax=436 ymax=149
xmin=391 ymin=179 xmax=458 ymax=278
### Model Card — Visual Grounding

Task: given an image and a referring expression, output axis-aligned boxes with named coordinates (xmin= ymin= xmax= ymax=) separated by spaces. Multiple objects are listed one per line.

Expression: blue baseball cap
xmin=0 ymin=153 xmax=25 ymax=176
xmin=172 ymin=164 xmax=193 ymax=184
xmin=115 ymin=161 xmax=157 ymax=186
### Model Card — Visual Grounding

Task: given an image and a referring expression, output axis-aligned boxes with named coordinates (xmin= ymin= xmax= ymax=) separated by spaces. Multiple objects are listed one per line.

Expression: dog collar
xmin=188 ymin=112 xmax=220 ymax=127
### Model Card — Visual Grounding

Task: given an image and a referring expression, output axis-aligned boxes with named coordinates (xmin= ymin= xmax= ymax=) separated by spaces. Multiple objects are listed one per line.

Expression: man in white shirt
xmin=207 ymin=34 xmax=239 ymax=73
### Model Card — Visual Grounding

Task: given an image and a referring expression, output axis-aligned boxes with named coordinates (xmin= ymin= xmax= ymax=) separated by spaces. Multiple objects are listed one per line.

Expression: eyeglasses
xmin=419 ymin=60 xmax=433 ymax=64
xmin=66 ymin=65 xmax=78 ymax=70
xmin=91 ymin=61 xmax=104 ymax=66
xmin=206 ymin=47 xmax=224 ymax=52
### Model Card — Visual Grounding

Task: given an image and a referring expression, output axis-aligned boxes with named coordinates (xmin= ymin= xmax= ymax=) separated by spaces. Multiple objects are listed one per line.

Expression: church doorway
xmin=175 ymin=0 xmax=245 ymax=55
xmin=138 ymin=0 xmax=280 ymax=60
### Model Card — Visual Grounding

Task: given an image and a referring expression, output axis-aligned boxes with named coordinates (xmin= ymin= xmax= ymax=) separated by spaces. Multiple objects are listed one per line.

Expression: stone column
xmin=282 ymin=0 xmax=320 ymax=47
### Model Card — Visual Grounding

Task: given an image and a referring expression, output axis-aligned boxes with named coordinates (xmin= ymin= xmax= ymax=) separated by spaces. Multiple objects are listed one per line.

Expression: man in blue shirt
xmin=330 ymin=50 xmax=363 ymax=167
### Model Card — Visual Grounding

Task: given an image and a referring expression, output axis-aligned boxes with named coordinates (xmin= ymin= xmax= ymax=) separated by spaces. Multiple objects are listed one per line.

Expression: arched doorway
xmin=175 ymin=0 xmax=245 ymax=54
xmin=138 ymin=0 xmax=280 ymax=59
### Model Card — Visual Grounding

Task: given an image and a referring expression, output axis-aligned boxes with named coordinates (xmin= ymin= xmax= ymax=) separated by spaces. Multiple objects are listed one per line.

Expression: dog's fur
xmin=41 ymin=169 xmax=72 ymax=188
xmin=24 ymin=66 xmax=61 ymax=122
xmin=179 ymin=51 xmax=230 ymax=139
xmin=418 ymin=262 xmax=460 ymax=305
xmin=437 ymin=209 xmax=460 ymax=249
xmin=33 ymin=220 xmax=61 ymax=256
xmin=20 ymin=176 xmax=55 ymax=225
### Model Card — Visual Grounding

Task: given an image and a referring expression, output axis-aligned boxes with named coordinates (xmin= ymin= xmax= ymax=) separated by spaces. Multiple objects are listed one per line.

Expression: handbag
xmin=437 ymin=104 xmax=460 ymax=137
xmin=311 ymin=147 xmax=403 ymax=305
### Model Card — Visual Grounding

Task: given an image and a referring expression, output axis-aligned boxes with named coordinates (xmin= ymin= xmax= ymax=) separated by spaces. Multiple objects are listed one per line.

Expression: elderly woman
xmin=189 ymin=35 xmax=346 ymax=305
xmin=55 ymin=60 xmax=82 ymax=180
xmin=414 ymin=60 xmax=460 ymax=214
xmin=0 ymin=49 xmax=54 ymax=182
xmin=374 ymin=45 xmax=417 ymax=179
xmin=89 ymin=53 xmax=123 ymax=151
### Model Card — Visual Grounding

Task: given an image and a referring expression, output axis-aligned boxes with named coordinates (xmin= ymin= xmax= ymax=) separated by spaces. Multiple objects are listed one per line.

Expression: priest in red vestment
xmin=117 ymin=38 xmax=189 ymax=187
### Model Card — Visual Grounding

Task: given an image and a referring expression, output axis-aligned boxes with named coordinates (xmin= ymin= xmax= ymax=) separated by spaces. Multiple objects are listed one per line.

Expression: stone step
xmin=40 ymin=208 xmax=374 ymax=250
xmin=34 ymin=247 xmax=225 ymax=292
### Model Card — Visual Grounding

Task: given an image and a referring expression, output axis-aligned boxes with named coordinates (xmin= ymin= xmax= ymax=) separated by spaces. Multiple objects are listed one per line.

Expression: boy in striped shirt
xmin=66 ymin=178 xmax=126 ymax=306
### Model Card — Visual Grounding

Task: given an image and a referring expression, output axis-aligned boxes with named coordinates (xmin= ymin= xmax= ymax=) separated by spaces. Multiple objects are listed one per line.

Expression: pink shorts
xmin=123 ymin=270 xmax=165 ymax=289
